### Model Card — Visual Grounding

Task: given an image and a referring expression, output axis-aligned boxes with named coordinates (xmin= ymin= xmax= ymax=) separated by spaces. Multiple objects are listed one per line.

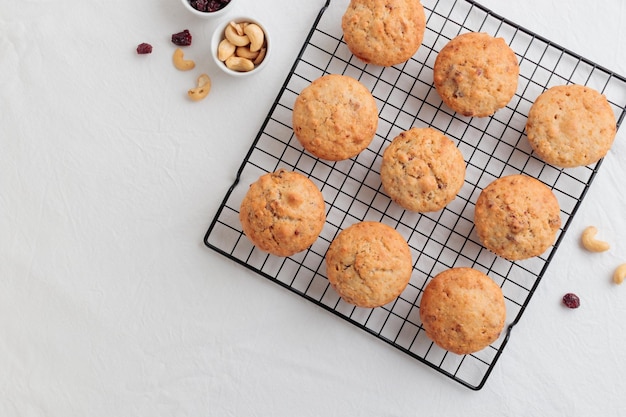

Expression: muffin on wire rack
xmin=325 ymin=221 xmax=412 ymax=308
xmin=433 ymin=32 xmax=519 ymax=117
xmin=420 ymin=267 xmax=506 ymax=355
xmin=239 ymin=169 xmax=326 ymax=257
xmin=292 ymin=74 xmax=378 ymax=161
xmin=525 ymin=84 xmax=617 ymax=168
xmin=473 ymin=174 xmax=561 ymax=261
xmin=380 ymin=127 xmax=466 ymax=213
xmin=341 ymin=0 xmax=427 ymax=67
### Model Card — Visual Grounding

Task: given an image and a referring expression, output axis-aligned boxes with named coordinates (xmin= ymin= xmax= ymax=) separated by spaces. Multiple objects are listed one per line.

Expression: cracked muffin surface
xmin=380 ymin=127 xmax=466 ymax=213
xmin=341 ymin=0 xmax=426 ymax=67
xmin=325 ymin=221 xmax=412 ymax=308
xmin=239 ymin=169 xmax=326 ymax=257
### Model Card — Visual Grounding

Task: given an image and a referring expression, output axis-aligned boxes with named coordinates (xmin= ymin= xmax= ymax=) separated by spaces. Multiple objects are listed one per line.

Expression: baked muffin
xmin=433 ymin=32 xmax=519 ymax=117
xmin=525 ymin=84 xmax=617 ymax=168
xmin=325 ymin=221 xmax=412 ymax=308
xmin=473 ymin=174 xmax=561 ymax=261
xmin=292 ymin=74 xmax=378 ymax=161
xmin=380 ymin=127 xmax=466 ymax=212
xmin=341 ymin=0 xmax=426 ymax=67
xmin=419 ymin=267 xmax=506 ymax=355
xmin=239 ymin=169 xmax=326 ymax=257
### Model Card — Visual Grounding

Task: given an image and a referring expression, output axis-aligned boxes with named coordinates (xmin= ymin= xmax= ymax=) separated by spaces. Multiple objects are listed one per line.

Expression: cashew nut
xmin=225 ymin=22 xmax=250 ymax=46
xmin=218 ymin=39 xmax=236 ymax=62
xmin=253 ymin=47 xmax=267 ymax=66
xmin=187 ymin=73 xmax=211 ymax=101
xmin=231 ymin=21 xmax=245 ymax=36
xmin=243 ymin=23 xmax=265 ymax=52
xmin=225 ymin=56 xmax=255 ymax=72
xmin=613 ymin=264 xmax=626 ymax=285
xmin=173 ymin=48 xmax=195 ymax=71
xmin=235 ymin=45 xmax=260 ymax=61
xmin=581 ymin=226 xmax=610 ymax=252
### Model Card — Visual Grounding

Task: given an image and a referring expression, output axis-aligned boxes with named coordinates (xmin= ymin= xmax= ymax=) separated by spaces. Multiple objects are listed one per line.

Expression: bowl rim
xmin=180 ymin=0 xmax=234 ymax=18
xmin=211 ymin=16 xmax=271 ymax=77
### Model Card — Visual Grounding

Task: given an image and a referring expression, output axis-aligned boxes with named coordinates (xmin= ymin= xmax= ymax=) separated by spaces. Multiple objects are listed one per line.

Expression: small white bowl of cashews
xmin=211 ymin=16 xmax=271 ymax=77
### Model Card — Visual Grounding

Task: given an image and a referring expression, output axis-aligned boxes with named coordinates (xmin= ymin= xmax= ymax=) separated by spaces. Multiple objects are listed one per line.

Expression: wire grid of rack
xmin=204 ymin=0 xmax=626 ymax=390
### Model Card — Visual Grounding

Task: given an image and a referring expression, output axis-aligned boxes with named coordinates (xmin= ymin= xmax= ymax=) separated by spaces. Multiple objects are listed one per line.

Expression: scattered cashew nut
xmin=173 ymin=48 xmax=195 ymax=71
xmin=217 ymin=20 xmax=267 ymax=72
xmin=613 ymin=264 xmax=626 ymax=285
xmin=187 ymin=74 xmax=211 ymax=101
xmin=581 ymin=226 xmax=610 ymax=252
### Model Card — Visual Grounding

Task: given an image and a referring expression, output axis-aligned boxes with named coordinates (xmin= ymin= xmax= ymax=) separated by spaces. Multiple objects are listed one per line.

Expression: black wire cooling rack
xmin=204 ymin=0 xmax=626 ymax=390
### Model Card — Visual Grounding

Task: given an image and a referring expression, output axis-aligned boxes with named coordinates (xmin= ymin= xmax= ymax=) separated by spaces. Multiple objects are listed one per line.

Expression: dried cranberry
xmin=188 ymin=0 xmax=230 ymax=12
xmin=562 ymin=293 xmax=580 ymax=309
xmin=194 ymin=0 xmax=209 ymax=11
xmin=209 ymin=0 xmax=231 ymax=11
xmin=171 ymin=29 xmax=192 ymax=46
xmin=136 ymin=43 xmax=153 ymax=54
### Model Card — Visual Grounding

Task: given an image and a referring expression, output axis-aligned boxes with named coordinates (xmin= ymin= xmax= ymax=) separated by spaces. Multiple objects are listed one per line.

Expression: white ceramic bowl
xmin=210 ymin=16 xmax=271 ymax=77
xmin=180 ymin=0 xmax=235 ymax=19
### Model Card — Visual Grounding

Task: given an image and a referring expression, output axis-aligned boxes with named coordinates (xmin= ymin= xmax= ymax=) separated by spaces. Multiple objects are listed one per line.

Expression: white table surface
xmin=2 ymin=0 xmax=626 ymax=415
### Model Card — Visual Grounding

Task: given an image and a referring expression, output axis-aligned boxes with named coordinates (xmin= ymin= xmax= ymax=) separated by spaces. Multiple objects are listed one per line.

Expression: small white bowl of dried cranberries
xmin=181 ymin=0 xmax=234 ymax=18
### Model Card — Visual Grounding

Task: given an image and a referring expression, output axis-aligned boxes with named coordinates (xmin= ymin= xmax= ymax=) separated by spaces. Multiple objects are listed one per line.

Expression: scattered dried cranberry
xmin=136 ymin=43 xmax=153 ymax=54
xmin=171 ymin=29 xmax=192 ymax=46
xmin=188 ymin=0 xmax=230 ymax=12
xmin=562 ymin=293 xmax=580 ymax=309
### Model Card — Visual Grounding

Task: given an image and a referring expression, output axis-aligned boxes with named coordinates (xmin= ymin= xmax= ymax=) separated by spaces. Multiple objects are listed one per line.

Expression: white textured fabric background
xmin=1 ymin=0 xmax=625 ymax=415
